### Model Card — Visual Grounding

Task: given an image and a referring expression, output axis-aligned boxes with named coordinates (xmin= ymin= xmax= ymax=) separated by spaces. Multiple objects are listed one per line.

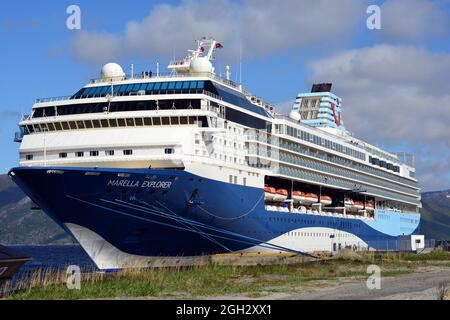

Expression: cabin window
xmin=76 ymin=152 xmax=84 ymax=158
xmin=59 ymin=153 xmax=67 ymax=158
xmin=170 ymin=117 xmax=179 ymax=125
xmin=161 ymin=117 xmax=170 ymax=125
xmin=165 ymin=148 xmax=174 ymax=154
xmin=153 ymin=117 xmax=161 ymax=126
xmin=126 ymin=118 xmax=135 ymax=126
xmin=84 ymin=120 xmax=93 ymax=129
xmin=90 ymin=151 xmax=99 ymax=157
xmin=76 ymin=121 xmax=85 ymax=129
xmin=105 ymin=150 xmax=114 ymax=156
xmin=117 ymin=119 xmax=126 ymax=127
xmin=26 ymin=154 xmax=33 ymax=161
xmin=143 ymin=118 xmax=152 ymax=126
xmin=123 ymin=149 xmax=133 ymax=156
xmin=54 ymin=122 xmax=62 ymax=131
xmin=135 ymin=118 xmax=143 ymax=126
xmin=92 ymin=120 xmax=101 ymax=128
xmin=180 ymin=117 xmax=188 ymax=125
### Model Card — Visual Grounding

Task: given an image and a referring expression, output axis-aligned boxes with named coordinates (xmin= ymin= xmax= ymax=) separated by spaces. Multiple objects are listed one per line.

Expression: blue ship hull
xmin=9 ymin=167 xmax=420 ymax=268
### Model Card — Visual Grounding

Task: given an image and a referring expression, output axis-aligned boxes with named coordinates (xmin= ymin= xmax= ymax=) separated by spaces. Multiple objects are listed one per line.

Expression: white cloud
xmin=308 ymin=44 xmax=450 ymax=190
xmin=379 ymin=0 xmax=450 ymax=42
xmin=71 ymin=0 xmax=366 ymax=63
xmin=71 ymin=31 xmax=124 ymax=64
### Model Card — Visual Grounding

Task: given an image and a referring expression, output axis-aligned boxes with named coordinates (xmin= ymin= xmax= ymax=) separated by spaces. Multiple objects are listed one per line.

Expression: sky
xmin=0 ymin=0 xmax=449 ymax=191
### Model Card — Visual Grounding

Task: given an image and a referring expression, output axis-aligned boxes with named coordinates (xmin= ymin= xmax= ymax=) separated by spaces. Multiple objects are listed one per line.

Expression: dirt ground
xmin=188 ymin=266 xmax=450 ymax=300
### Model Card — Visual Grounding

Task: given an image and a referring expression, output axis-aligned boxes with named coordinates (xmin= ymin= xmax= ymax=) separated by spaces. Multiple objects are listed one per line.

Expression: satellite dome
xmin=101 ymin=63 xmax=125 ymax=80
xmin=289 ymin=110 xmax=301 ymax=122
xmin=190 ymin=57 xmax=213 ymax=75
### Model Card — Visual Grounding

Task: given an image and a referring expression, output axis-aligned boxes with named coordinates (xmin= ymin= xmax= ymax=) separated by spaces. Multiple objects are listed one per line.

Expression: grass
xmin=3 ymin=251 xmax=449 ymax=300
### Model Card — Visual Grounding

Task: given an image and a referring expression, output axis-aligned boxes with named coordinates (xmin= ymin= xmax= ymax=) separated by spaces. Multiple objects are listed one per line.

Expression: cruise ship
xmin=9 ymin=38 xmax=423 ymax=270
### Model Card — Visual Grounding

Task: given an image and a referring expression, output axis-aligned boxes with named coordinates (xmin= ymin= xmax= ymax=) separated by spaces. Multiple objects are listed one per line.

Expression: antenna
xmin=239 ymin=41 xmax=242 ymax=85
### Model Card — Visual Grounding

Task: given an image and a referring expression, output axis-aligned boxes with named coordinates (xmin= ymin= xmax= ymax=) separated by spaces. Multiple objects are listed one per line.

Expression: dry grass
xmin=3 ymin=250 xmax=449 ymax=300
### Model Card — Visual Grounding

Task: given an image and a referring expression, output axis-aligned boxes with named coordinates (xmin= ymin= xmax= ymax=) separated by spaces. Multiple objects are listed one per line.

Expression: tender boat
xmin=319 ymin=195 xmax=332 ymax=206
xmin=353 ymin=201 xmax=365 ymax=210
xmin=292 ymin=191 xmax=304 ymax=204
xmin=300 ymin=193 xmax=319 ymax=205
xmin=365 ymin=201 xmax=375 ymax=211
xmin=344 ymin=198 xmax=355 ymax=209
xmin=273 ymin=189 xmax=288 ymax=202
xmin=264 ymin=185 xmax=277 ymax=201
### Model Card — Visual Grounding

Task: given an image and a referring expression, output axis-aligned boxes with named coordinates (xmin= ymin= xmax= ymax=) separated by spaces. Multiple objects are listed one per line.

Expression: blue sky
xmin=1 ymin=0 xmax=449 ymax=191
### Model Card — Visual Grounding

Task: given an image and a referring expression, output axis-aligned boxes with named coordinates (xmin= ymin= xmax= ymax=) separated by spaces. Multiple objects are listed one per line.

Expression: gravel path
xmin=285 ymin=267 xmax=450 ymax=300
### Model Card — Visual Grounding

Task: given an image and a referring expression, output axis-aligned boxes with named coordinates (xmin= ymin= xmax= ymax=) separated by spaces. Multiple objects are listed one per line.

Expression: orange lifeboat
xmin=273 ymin=189 xmax=288 ymax=202
xmin=264 ymin=186 xmax=276 ymax=201
xmin=353 ymin=201 xmax=364 ymax=210
xmin=292 ymin=191 xmax=304 ymax=204
xmin=344 ymin=198 xmax=354 ymax=209
xmin=365 ymin=200 xmax=375 ymax=211
xmin=297 ymin=192 xmax=318 ymax=205
xmin=319 ymin=195 xmax=332 ymax=206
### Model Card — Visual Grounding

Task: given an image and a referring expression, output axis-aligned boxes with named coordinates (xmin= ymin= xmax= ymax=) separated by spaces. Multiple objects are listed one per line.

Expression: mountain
xmin=0 ymin=174 xmax=449 ymax=244
xmin=420 ymin=189 xmax=450 ymax=240
xmin=0 ymin=174 xmax=73 ymax=245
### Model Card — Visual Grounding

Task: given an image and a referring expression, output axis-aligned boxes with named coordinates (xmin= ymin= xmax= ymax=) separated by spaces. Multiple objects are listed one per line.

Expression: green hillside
xmin=0 ymin=174 xmax=73 ymax=245
xmin=420 ymin=190 xmax=450 ymax=240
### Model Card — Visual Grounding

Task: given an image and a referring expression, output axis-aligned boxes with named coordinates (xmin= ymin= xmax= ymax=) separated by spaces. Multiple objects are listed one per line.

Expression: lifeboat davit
xmin=353 ymin=201 xmax=364 ymax=210
xmin=273 ymin=189 xmax=288 ymax=202
xmin=264 ymin=186 xmax=276 ymax=201
xmin=292 ymin=191 xmax=304 ymax=204
xmin=320 ymin=195 xmax=332 ymax=206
